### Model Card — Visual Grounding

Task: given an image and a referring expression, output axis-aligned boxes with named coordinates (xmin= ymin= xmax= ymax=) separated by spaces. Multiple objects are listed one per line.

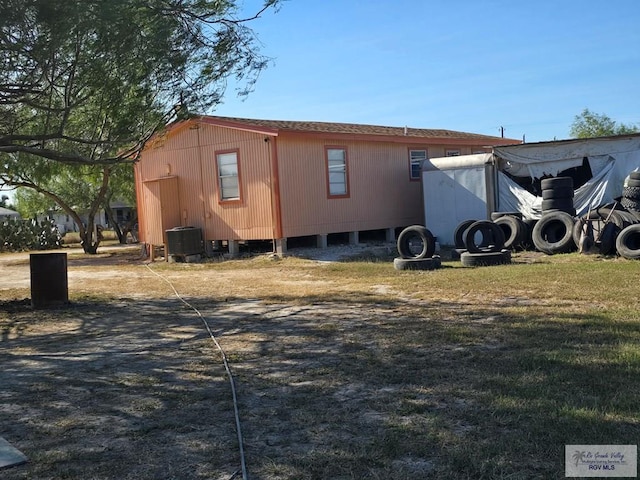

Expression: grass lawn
xmin=1 ymin=248 xmax=639 ymax=479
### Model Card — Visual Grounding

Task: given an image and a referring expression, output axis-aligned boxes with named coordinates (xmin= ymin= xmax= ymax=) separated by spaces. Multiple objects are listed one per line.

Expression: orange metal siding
xmin=136 ymin=123 xmax=275 ymax=243
xmin=136 ymin=118 xmax=503 ymax=245
xmin=276 ymin=136 xmax=424 ymax=237
xmin=140 ymin=176 xmax=181 ymax=245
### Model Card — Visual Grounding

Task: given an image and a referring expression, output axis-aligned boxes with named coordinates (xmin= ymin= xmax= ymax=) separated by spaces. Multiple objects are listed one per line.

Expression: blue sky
xmin=3 ymin=0 xmax=639 ymax=202
xmin=214 ymin=0 xmax=640 ymax=143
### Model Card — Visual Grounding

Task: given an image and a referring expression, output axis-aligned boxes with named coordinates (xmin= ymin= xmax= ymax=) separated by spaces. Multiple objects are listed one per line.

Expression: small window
xmin=326 ymin=147 xmax=349 ymax=197
xmin=446 ymin=149 xmax=461 ymax=157
xmin=409 ymin=149 xmax=427 ymax=180
xmin=216 ymin=150 xmax=241 ymax=201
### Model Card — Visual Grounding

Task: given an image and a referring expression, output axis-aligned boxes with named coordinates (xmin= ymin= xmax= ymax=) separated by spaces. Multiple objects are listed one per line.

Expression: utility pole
xmin=500 ymin=126 xmax=504 ymax=138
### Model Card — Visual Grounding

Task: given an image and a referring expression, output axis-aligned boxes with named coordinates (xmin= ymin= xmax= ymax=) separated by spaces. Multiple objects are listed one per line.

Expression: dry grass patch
xmin=1 ymin=247 xmax=639 ymax=478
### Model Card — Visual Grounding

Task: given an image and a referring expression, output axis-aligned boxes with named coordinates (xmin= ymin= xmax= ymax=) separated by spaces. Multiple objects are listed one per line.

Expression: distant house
xmin=0 ymin=206 xmax=20 ymax=221
xmin=134 ymin=116 xmax=518 ymax=255
xmin=40 ymin=201 xmax=135 ymax=235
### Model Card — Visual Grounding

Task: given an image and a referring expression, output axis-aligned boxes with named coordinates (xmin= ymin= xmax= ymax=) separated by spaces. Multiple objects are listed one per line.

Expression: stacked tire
xmin=621 ymin=171 xmax=640 ymax=216
xmin=615 ymin=171 xmax=640 ymax=259
xmin=530 ymin=177 xmax=577 ymax=255
xmin=540 ymin=176 xmax=575 ymax=216
xmin=394 ymin=225 xmax=441 ymax=270
xmin=456 ymin=220 xmax=511 ymax=267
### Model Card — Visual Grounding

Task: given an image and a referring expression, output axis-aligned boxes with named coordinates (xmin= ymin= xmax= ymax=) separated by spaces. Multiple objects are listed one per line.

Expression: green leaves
xmin=0 ymin=0 xmax=279 ymax=165
xmin=0 ymin=0 xmax=279 ymax=253
xmin=570 ymin=109 xmax=639 ymax=139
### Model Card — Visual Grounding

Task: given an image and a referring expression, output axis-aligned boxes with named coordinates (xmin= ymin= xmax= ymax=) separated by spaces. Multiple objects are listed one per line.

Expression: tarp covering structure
xmin=422 ymin=134 xmax=640 ymax=245
xmin=495 ymin=135 xmax=640 ymax=218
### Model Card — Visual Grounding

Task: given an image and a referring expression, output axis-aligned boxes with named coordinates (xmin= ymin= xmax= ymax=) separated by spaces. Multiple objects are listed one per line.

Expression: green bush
xmin=0 ymin=217 xmax=62 ymax=252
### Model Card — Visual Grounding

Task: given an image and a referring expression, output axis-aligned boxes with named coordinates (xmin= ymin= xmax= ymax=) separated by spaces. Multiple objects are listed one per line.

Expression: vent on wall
xmin=166 ymin=227 xmax=203 ymax=256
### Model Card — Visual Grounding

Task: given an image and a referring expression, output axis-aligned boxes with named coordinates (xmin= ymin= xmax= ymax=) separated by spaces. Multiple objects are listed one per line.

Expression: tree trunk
xmin=80 ymin=167 xmax=111 ymax=254
xmin=103 ymin=202 xmax=125 ymax=243
xmin=120 ymin=209 xmax=138 ymax=243
xmin=80 ymin=212 xmax=101 ymax=254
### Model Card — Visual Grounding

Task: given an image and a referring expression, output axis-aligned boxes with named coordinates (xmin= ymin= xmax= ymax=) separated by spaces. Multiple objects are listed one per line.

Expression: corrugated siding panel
xmin=136 ymin=124 xmax=274 ymax=243
xmin=198 ymin=125 xmax=274 ymax=240
xmin=134 ymin=164 xmax=147 ymax=243
xmin=138 ymin=177 xmax=181 ymax=245
xmin=277 ymin=136 xmax=423 ymax=237
xmin=136 ymin=121 xmax=497 ymax=244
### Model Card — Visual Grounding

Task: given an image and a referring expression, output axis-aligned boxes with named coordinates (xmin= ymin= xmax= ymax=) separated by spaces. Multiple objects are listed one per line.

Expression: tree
xmin=102 ymin=164 xmax=137 ymax=245
xmin=570 ymin=109 xmax=639 ymax=138
xmin=0 ymin=0 xmax=280 ymax=252
xmin=11 ymin=162 xmax=133 ymax=253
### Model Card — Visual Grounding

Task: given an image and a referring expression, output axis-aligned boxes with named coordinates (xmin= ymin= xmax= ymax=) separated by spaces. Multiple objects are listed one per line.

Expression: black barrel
xmin=30 ymin=253 xmax=69 ymax=309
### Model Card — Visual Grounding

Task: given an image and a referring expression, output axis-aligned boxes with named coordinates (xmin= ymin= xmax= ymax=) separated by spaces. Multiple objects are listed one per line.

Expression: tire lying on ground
xmin=532 ymin=211 xmax=576 ymax=254
xmin=453 ymin=219 xmax=477 ymax=249
xmin=494 ymin=215 xmax=528 ymax=250
xmin=463 ymin=220 xmax=505 ymax=253
xmin=397 ymin=225 xmax=436 ymax=259
xmin=460 ymin=250 xmax=511 ymax=267
xmin=615 ymin=224 xmax=640 ymax=259
xmin=393 ymin=256 xmax=442 ymax=270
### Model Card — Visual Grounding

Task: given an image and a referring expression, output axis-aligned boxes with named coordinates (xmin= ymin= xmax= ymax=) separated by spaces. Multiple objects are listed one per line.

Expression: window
xmin=326 ymin=147 xmax=349 ymax=197
xmin=446 ymin=149 xmax=461 ymax=157
xmin=409 ymin=149 xmax=427 ymax=180
xmin=216 ymin=150 xmax=240 ymax=201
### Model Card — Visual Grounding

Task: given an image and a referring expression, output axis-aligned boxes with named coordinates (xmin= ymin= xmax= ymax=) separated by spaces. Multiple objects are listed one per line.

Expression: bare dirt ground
xmin=2 ymin=242 xmax=438 ymax=479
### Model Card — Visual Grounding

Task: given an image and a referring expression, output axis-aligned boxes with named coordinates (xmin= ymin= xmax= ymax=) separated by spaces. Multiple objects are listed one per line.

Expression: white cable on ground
xmin=145 ymin=264 xmax=248 ymax=480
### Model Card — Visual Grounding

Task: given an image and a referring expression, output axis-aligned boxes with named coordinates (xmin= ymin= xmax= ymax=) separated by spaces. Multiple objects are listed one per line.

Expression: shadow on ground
xmin=1 ymin=294 xmax=639 ymax=479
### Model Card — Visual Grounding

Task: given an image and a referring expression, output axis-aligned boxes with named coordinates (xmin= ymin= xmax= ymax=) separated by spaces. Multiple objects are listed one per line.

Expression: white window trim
xmin=409 ymin=149 xmax=427 ymax=180
xmin=216 ymin=150 xmax=241 ymax=201
xmin=326 ymin=147 xmax=349 ymax=197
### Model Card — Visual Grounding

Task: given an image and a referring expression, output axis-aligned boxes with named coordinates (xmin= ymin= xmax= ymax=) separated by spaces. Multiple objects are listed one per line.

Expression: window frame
xmin=325 ymin=146 xmax=350 ymax=198
xmin=408 ymin=148 xmax=428 ymax=181
xmin=214 ymin=148 xmax=242 ymax=204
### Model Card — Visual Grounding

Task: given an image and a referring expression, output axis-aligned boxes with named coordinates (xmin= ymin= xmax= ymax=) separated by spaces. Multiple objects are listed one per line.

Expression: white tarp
xmin=497 ymin=157 xmax=619 ymax=218
xmin=494 ymin=135 xmax=640 ymax=166
xmin=423 ymin=134 xmax=640 ymax=244
xmin=495 ymin=135 xmax=640 ymax=218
